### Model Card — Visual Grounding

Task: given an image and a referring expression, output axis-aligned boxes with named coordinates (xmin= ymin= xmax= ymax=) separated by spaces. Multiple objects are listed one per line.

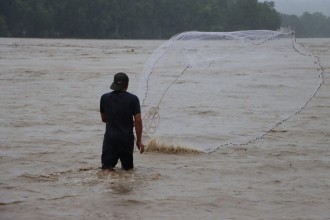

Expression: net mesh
xmin=137 ymin=27 xmax=324 ymax=153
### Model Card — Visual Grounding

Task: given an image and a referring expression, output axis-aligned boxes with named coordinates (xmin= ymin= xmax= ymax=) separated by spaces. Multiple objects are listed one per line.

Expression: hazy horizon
xmin=258 ymin=0 xmax=330 ymax=16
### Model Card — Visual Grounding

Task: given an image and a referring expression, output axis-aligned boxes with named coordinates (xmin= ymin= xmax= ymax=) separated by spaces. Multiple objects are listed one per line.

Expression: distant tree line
xmin=1 ymin=0 xmax=329 ymax=39
xmin=281 ymin=12 xmax=330 ymax=38
xmin=0 ymin=0 xmax=280 ymax=39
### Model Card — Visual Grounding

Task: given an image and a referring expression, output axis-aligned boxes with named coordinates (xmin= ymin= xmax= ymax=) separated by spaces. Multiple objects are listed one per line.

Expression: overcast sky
xmin=258 ymin=0 xmax=330 ymax=16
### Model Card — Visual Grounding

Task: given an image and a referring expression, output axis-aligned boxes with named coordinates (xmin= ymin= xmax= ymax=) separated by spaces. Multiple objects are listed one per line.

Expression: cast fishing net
xmin=137 ymin=27 xmax=324 ymax=153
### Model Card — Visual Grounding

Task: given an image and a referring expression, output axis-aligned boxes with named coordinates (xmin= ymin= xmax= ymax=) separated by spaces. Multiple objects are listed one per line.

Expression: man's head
xmin=110 ymin=72 xmax=129 ymax=91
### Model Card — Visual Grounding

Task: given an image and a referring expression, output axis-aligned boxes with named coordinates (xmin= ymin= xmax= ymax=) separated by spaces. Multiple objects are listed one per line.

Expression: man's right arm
xmin=134 ymin=113 xmax=145 ymax=153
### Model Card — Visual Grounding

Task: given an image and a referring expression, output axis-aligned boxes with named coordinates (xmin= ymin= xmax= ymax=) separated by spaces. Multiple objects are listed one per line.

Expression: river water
xmin=0 ymin=37 xmax=329 ymax=220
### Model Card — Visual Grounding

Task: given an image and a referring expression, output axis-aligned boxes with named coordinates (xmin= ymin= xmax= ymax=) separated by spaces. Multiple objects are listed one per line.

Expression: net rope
xmin=142 ymin=65 xmax=190 ymax=134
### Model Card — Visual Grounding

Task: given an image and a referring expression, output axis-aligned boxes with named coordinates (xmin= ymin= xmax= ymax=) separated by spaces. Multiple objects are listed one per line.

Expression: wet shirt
xmin=100 ymin=91 xmax=141 ymax=135
xmin=100 ymin=91 xmax=141 ymax=150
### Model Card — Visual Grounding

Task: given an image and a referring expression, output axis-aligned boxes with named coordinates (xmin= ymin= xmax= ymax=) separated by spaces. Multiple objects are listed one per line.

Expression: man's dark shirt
xmin=100 ymin=91 xmax=141 ymax=153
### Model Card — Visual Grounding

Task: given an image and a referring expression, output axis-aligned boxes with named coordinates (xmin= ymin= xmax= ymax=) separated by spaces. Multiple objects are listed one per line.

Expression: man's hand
xmin=137 ymin=142 xmax=145 ymax=154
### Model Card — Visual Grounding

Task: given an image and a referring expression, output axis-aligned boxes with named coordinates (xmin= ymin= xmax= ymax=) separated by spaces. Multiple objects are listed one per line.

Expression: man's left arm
xmin=100 ymin=95 xmax=106 ymax=123
xmin=100 ymin=113 xmax=106 ymax=123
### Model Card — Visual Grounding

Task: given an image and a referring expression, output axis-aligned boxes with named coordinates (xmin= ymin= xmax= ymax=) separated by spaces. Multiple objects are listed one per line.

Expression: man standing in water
xmin=100 ymin=72 xmax=144 ymax=171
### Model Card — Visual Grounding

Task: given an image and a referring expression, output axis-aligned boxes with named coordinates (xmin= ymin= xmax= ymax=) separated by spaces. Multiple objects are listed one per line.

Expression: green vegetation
xmin=0 ymin=0 xmax=329 ymax=39
xmin=0 ymin=0 xmax=280 ymax=39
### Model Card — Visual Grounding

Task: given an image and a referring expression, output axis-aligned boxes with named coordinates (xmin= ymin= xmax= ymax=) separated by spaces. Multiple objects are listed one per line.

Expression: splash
xmin=146 ymin=139 xmax=203 ymax=154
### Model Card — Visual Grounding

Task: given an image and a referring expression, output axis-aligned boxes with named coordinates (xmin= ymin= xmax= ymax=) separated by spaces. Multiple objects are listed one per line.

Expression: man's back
xmin=100 ymin=90 xmax=140 ymax=136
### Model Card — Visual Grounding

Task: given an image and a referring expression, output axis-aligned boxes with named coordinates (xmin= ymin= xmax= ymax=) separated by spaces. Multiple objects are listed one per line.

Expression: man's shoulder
xmin=101 ymin=91 xmax=139 ymax=102
xmin=125 ymin=91 xmax=138 ymax=98
xmin=126 ymin=92 xmax=140 ymax=103
xmin=101 ymin=91 xmax=114 ymax=97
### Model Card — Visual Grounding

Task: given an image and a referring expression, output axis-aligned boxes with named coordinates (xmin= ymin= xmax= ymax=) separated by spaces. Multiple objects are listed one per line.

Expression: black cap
xmin=110 ymin=72 xmax=129 ymax=91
